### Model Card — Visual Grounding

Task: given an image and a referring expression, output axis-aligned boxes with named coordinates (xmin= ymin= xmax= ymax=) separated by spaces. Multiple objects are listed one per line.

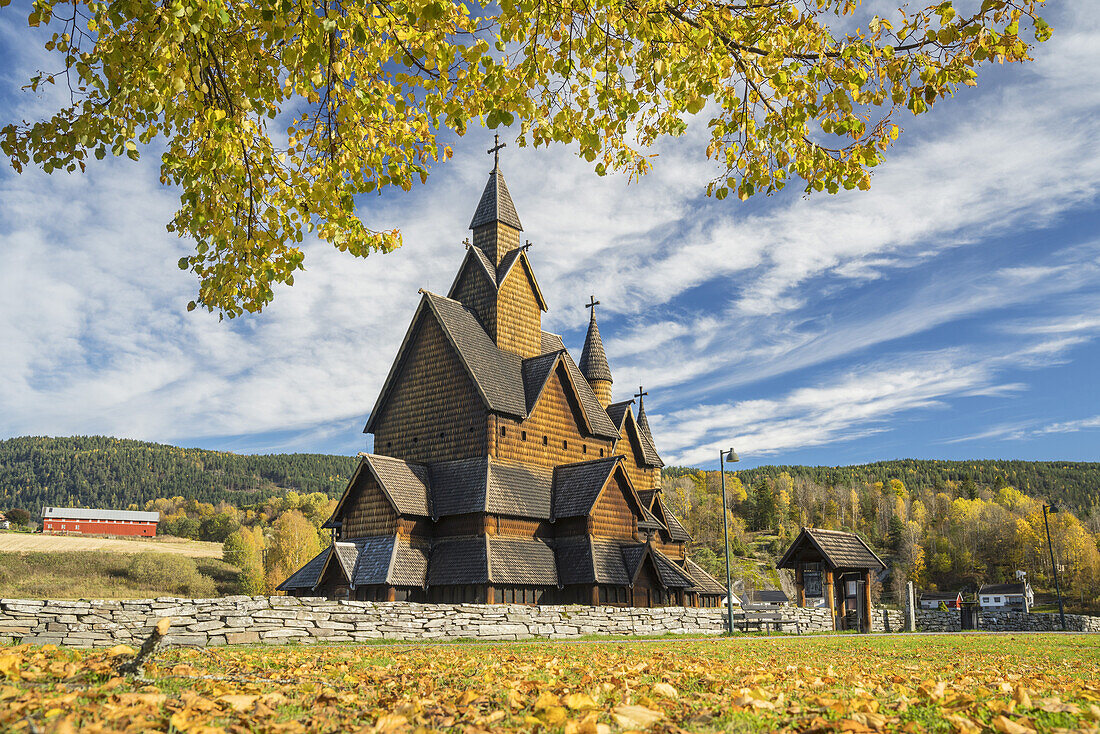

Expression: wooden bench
xmin=733 ymin=607 xmax=801 ymax=634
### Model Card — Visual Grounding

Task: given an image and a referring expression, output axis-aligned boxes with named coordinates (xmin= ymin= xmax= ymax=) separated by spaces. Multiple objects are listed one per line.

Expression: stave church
xmin=279 ymin=145 xmax=726 ymax=607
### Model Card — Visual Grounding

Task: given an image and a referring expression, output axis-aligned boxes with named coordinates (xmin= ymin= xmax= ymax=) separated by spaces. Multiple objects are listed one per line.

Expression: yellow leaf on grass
xmin=652 ymin=682 xmax=678 ymax=699
xmin=991 ymin=715 xmax=1036 ymax=734
xmin=1013 ymin=686 xmax=1031 ymax=708
xmin=106 ymin=645 xmax=134 ymax=658
xmin=371 ymin=713 xmax=408 ymax=733
xmin=0 ymin=655 xmax=20 ymax=680
xmin=1037 ymin=697 xmax=1078 ymax=714
xmin=535 ymin=691 xmax=561 ymax=710
xmin=537 ymin=706 xmax=568 ymax=725
xmin=612 ymin=704 xmax=663 ymax=729
xmin=217 ymin=694 xmax=259 ymax=712
xmin=564 ymin=692 xmax=598 ymax=710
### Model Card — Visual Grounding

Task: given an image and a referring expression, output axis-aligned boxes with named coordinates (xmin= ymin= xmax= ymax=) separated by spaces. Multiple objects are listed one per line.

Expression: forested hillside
xmin=663 ymin=466 xmax=1100 ymax=611
xmin=0 ymin=436 xmax=357 ymax=510
xmin=665 ymin=459 xmax=1100 ymax=517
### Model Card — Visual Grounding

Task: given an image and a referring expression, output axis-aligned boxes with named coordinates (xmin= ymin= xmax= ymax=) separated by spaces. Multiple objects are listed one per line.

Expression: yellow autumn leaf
xmin=106 ymin=645 xmax=135 ymax=658
xmin=651 ymin=682 xmax=678 ymax=699
xmin=563 ymin=692 xmax=598 ymax=710
xmin=991 ymin=715 xmax=1036 ymax=734
xmin=612 ymin=704 xmax=663 ymax=729
xmin=218 ymin=694 xmax=259 ymax=712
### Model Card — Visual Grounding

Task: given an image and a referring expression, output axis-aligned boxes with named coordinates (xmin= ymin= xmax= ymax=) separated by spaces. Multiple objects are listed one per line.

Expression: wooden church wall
xmin=342 ymin=472 xmax=397 ymax=538
xmin=473 ymin=222 xmax=521 ymax=266
xmin=491 ymin=365 xmax=612 ymax=469
xmin=652 ymin=540 xmax=686 ymax=561
xmin=494 ymin=265 xmax=541 ymax=358
xmin=614 ymin=437 xmax=655 ymax=495
xmin=450 ymin=260 xmax=497 ymax=339
xmin=372 ymin=314 xmax=488 ymax=464
xmin=590 ymin=473 xmax=637 ymax=540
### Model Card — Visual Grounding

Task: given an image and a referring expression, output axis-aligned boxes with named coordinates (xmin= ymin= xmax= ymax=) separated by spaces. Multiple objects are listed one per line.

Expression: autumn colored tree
xmin=1 ymin=0 xmax=1049 ymax=316
xmin=223 ymin=526 xmax=266 ymax=595
xmin=264 ymin=510 xmax=321 ymax=594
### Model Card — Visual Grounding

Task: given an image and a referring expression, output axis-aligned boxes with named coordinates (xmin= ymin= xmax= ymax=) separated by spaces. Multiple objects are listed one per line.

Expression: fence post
xmin=905 ymin=581 xmax=917 ymax=632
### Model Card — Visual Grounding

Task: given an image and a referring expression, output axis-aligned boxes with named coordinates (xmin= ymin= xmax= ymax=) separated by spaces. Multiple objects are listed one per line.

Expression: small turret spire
xmin=635 ymin=386 xmax=654 ymax=441
xmin=580 ymin=296 xmax=613 ymax=408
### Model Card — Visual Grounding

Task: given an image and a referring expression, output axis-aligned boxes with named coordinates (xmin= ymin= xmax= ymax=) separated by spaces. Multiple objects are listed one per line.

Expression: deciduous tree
xmin=1 ymin=0 xmax=1049 ymax=316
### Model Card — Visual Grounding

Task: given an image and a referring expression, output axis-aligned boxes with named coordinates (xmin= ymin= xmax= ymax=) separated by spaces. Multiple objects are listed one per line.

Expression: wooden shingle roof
xmin=363 ymin=454 xmax=432 ymax=516
xmin=683 ymin=558 xmax=727 ymax=595
xmin=276 ymin=546 xmax=330 ymax=591
xmin=428 ymin=457 xmax=552 ymax=519
xmin=428 ymin=536 xmax=490 ymax=585
xmin=551 ymin=455 xmax=623 ymax=520
xmin=605 ymin=400 xmax=634 ymax=431
xmin=579 ymin=311 xmax=613 ymax=384
xmin=540 ymin=331 xmax=566 ymax=352
xmin=650 ymin=547 xmax=697 ymax=589
xmin=487 ymin=536 xmax=558 ymax=586
xmin=469 ymin=167 xmax=523 ymax=231
xmin=776 ymin=527 xmax=887 ymax=571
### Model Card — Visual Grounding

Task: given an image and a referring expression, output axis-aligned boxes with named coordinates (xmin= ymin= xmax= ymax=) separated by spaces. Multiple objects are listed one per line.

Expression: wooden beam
xmin=861 ymin=570 xmax=872 ymax=634
xmin=823 ymin=570 xmax=836 ymax=630
xmin=795 ymin=565 xmax=806 ymax=608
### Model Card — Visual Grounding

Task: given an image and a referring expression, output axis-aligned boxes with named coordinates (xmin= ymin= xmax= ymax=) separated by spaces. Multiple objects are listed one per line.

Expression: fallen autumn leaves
xmin=1 ymin=633 xmax=1099 ymax=733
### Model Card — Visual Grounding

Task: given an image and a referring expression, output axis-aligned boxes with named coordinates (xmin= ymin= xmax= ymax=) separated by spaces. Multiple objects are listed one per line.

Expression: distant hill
xmin=0 ymin=436 xmax=357 ymax=512
xmin=665 ymin=458 xmax=1100 ymax=516
xmin=2 ymin=436 xmax=1096 ymax=519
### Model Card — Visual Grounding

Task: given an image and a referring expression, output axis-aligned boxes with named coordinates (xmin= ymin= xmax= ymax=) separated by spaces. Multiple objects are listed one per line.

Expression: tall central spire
xmin=470 ymin=138 xmax=523 ymax=265
xmin=579 ymin=296 xmax=613 ymax=408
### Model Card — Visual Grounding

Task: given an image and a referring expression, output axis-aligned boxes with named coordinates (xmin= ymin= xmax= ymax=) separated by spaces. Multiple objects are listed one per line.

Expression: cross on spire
xmin=586 ymin=295 xmax=600 ymax=318
xmin=634 ymin=386 xmax=648 ymax=402
xmin=487 ymin=134 xmax=506 ymax=172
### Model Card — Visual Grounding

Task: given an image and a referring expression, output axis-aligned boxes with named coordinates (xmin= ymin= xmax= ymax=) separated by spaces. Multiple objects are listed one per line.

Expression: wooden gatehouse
xmin=278 ymin=151 xmax=726 ymax=607
xmin=776 ymin=527 xmax=887 ymax=632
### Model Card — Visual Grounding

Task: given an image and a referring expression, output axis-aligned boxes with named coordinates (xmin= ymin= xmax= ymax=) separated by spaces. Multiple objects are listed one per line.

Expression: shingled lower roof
xmin=488 ymin=536 xmax=558 ymax=585
xmin=364 ymin=454 xmax=431 ymax=516
xmin=541 ymin=332 xmax=566 ymax=353
xmin=683 ymin=558 xmax=727 ymax=595
xmin=276 ymin=546 xmax=330 ymax=591
xmin=428 ymin=536 xmax=490 ymax=585
xmin=554 ymin=537 xmax=633 ymax=586
xmin=551 ymin=456 xmax=623 ymax=520
xmin=522 ymin=351 xmax=562 ymax=414
xmin=776 ymin=527 xmax=887 ymax=571
xmin=605 ymin=400 xmax=634 ymax=431
xmin=650 ymin=547 xmax=696 ymax=589
xmin=429 ymin=457 xmax=552 ymax=519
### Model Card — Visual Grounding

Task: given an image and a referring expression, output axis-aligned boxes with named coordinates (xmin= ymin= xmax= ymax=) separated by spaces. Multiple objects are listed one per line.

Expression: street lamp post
xmin=719 ymin=448 xmax=739 ymax=635
xmin=1042 ymin=503 xmax=1066 ymax=631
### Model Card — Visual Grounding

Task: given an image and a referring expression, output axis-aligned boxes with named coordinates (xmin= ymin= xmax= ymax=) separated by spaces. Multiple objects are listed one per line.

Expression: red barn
xmin=41 ymin=507 xmax=159 ymax=537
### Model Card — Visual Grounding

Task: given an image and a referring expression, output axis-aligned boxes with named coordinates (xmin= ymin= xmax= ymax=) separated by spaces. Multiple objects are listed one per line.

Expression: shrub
xmin=126 ymin=553 xmax=214 ymax=595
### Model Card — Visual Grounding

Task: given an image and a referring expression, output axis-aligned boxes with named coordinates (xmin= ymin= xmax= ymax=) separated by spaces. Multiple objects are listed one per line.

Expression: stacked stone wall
xmin=2 ymin=598 xmax=1096 ymax=647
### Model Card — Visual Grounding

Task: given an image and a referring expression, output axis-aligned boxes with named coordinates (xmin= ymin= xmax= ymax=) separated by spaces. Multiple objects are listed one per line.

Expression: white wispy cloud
xmin=1 ymin=1 xmax=1099 ymax=462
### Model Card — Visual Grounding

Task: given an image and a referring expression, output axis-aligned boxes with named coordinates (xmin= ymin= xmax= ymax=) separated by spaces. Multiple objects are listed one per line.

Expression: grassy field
xmin=2 ymin=635 xmax=1098 ymax=733
xmin=0 ymin=551 xmax=240 ymax=599
xmin=0 ymin=530 xmax=222 ymax=557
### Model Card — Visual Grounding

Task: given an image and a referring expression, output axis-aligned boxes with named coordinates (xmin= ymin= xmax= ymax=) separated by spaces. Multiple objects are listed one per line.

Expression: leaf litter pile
xmin=2 ymin=633 xmax=1099 ymax=733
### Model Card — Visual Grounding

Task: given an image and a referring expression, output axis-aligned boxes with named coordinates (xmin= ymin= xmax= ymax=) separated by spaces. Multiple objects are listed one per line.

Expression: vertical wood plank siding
xmin=615 ymin=438 xmax=656 ymax=495
xmin=342 ymin=472 xmax=398 ymax=537
xmin=474 ymin=222 xmax=521 ymax=266
xmin=372 ymin=314 xmax=488 ymax=464
xmin=590 ymin=474 xmax=637 ymax=540
xmin=493 ymin=365 xmax=613 ymax=469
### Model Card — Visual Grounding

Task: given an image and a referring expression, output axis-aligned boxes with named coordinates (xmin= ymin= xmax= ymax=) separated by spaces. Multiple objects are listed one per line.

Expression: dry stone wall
xmin=2 ymin=598 xmax=1096 ymax=647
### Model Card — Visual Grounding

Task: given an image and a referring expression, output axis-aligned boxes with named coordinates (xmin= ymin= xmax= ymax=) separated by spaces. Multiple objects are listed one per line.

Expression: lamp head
xmin=725 ymin=448 xmax=740 ymax=463
xmin=1048 ymin=503 xmax=1059 ymax=513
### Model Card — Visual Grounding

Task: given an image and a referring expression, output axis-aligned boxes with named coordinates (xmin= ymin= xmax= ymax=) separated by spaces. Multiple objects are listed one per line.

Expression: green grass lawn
xmin=3 ymin=633 xmax=1098 ymax=732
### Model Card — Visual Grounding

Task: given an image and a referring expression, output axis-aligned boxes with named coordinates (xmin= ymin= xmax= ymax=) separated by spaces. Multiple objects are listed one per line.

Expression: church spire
xmin=579 ymin=296 xmax=613 ymax=408
xmin=635 ymin=386 xmax=654 ymax=441
xmin=470 ymin=135 xmax=523 ymax=265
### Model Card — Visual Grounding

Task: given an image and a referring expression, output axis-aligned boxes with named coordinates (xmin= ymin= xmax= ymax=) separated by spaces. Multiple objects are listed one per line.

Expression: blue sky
xmin=1 ymin=1 xmax=1098 ymax=470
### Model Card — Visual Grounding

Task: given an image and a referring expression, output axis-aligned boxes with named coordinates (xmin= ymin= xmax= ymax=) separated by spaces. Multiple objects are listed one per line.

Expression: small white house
xmin=978 ymin=582 xmax=1033 ymax=612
